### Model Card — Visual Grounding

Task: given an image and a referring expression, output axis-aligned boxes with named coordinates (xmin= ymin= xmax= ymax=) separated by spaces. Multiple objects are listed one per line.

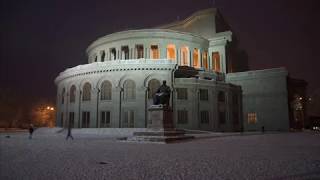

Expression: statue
xmin=153 ymin=80 xmax=171 ymax=107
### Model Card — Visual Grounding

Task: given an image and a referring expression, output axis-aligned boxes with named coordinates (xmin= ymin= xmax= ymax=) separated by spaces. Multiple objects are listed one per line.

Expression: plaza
xmin=1 ymin=130 xmax=319 ymax=179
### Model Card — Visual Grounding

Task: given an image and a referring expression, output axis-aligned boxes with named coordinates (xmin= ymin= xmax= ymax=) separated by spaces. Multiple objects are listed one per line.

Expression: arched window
xmin=61 ymin=88 xmax=65 ymax=104
xmin=124 ymin=79 xmax=136 ymax=100
xmin=193 ymin=48 xmax=200 ymax=68
xmin=101 ymin=51 xmax=105 ymax=62
xmin=202 ymin=51 xmax=208 ymax=70
xmin=82 ymin=82 xmax=91 ymax=101
xmin=180 ymin=46 xmax=189 ymax=66
xmin=218 ymin=91 xmax=225 ymax=102
xmin=70 ymin=85 xmax=76 ymax=103
xmin=212 ymin=52 xmax=221 ymax=72
xmin=167 ymin=44 xmax=176 ymax=61
xmin=101 ymin=80 xmax=112 ymax=100
xmin=148 ymin=79 xmax=160 ymax=99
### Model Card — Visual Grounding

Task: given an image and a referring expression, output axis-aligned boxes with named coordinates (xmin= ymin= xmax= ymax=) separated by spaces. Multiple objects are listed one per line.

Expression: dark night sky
xmin=1 ymin=0 xmax=319 ymax=101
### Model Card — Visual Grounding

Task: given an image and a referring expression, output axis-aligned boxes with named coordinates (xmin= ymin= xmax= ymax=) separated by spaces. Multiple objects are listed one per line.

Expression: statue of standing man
xmin=153 ymin=80 xmax=171 ymax=107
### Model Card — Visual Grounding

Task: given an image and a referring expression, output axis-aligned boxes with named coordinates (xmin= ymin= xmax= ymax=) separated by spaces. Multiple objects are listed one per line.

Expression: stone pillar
xmin=221 ymin=46 xmax=227 ymax=73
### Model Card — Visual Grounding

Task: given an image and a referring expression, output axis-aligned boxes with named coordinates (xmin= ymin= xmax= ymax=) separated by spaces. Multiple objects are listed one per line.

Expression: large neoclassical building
xmin=55 ymin=8 xmax=300 ymax=132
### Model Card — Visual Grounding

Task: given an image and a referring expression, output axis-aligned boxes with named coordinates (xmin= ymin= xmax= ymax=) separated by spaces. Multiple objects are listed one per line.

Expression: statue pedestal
xmin=147 ymin=105 xmax=173 ymax=129
xmin=126 ymin=105 xmax=194 ymax=143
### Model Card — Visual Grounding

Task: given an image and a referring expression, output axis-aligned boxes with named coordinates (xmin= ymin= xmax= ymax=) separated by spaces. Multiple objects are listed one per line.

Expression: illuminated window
xmin=177 ymin=88 xmax=188 ymax=100
xmin=124 ymin=79 xmax=136 ymax=100
xmin=123 ymin=110 xmax=134 ymax=128
xmin=150 ymin=45 xmax=159 ymax=59
xmin=148 ymin=79 xmax=160 ymax=99
xmin=193 ymin=48 xmax=200 ymax=68
xmin=110 ymin=48 xmax=116 ymax=60
xmin=200 ymin=89 xmax=208 ymax=101
xmin=82 ymin=82 xmax=91 ymax=101
xmin=101 ymin=111 xmax=111 ymax=128
xmin=212 ymin=52 xmax=221 ymax=72
xmin=248 ymin=113 xmax=257 ymax=124
xmin=61 ymin=88 xmax=65 ymax=104
xmin=136 ymin=45 xmax=144 ymax=59
xmin=180 ymin=46 xmax=189 ymax=65
xmin=70 ymin=85 xmax=76 ymax=103
xmin=200 ymin=111 xmax=209 ymax=124
xmin=177 ymin=110 xmax=188 ymax=124
xmin=202 ymin=51 xmax=208 ymax=69
xmin=121 ymin=46 xmax=129 ymax=60
xmin=101 ymin=80 xmax=112 ymax=100
xmin=82 ymin=111 xmax=90 ymax=128
xmin=101 ymin=51 xmax=105 ymax=62
xmin=167 ymin=44 xmax=176 ymax=60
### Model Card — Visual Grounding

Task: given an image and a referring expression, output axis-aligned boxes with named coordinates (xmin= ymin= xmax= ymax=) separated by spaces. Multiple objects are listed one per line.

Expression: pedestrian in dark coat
xmin=29 ymin=124 xmax=34 ymax=139
xmin=66 ymin=122 xmax=74 ymax=140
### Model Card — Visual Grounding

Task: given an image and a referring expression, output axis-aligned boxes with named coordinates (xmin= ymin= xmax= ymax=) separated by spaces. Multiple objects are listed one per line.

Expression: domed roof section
xmin=156 ymin=8 xmax=230 ymax=39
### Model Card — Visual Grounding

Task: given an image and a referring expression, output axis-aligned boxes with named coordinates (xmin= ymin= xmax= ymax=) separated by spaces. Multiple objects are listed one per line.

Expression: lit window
xmin=150 ymin=45 xmax=159 ymax=59
xmin=212 ymin=52 xmax=221 ymax=72
xmin=177 ymin=110 xmax=188 ymax=124
xmin=180 ymin=46 xmax=189 ymax=65
xmin=248 ymin=113 xmax=257 ymax=124
xmin=202 ymin=51 xmax=208 ymax=69
xmin=167 ymin=44 xmax=176 ymax=61
xmin=193 ymin=48 xmax=200 ymax=68
xmin=176 ymin=88 xmax=188 ymax=100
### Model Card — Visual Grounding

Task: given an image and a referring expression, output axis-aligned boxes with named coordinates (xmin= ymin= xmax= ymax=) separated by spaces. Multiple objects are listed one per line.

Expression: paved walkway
xmin=1 ymin=130 xmax=319 ymax=180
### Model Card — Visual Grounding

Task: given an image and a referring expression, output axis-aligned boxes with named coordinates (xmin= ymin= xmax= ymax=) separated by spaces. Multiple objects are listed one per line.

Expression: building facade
xmin=55 ymin=8 xmax=292 ymax=132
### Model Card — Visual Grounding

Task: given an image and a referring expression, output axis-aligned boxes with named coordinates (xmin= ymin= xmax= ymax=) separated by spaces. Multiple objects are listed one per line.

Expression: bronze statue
xmin=153 ymin=80 xmax=171 ymax=106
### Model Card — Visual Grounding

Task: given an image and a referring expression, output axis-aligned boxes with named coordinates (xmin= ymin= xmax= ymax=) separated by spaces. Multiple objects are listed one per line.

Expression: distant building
xmin=55 ymin=8 xmax=303 ymax=131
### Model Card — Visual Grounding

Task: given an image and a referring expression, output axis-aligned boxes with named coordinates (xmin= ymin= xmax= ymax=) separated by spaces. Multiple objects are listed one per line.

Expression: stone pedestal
xmin=148 ymin=105 xmax=173 ymax=129
xmin=126 ymin=105 xmax=194 ymax=143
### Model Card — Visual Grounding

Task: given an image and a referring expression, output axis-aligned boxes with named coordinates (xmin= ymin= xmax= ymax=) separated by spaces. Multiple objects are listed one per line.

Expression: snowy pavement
xmin=1 ymin=131 xmax=320 ymax=180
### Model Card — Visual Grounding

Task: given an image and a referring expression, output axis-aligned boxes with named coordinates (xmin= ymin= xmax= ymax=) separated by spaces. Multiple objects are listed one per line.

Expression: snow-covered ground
xmin=1 ymin=130 xmax=320 ymax=180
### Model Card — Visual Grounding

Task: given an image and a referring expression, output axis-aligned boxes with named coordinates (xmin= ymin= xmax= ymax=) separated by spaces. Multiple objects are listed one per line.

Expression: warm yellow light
xmin=50 ymin=107 xmax=54 ymax=111
xmin=46 ymin=106 xmax=50 ymax=110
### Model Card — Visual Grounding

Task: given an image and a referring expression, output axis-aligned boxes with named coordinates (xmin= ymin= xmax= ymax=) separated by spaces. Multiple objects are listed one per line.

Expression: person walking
xmin=28 ymin=124 xmax=34 ymax=139
xmin=66 ymin=121 xmax=74 ymax=140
